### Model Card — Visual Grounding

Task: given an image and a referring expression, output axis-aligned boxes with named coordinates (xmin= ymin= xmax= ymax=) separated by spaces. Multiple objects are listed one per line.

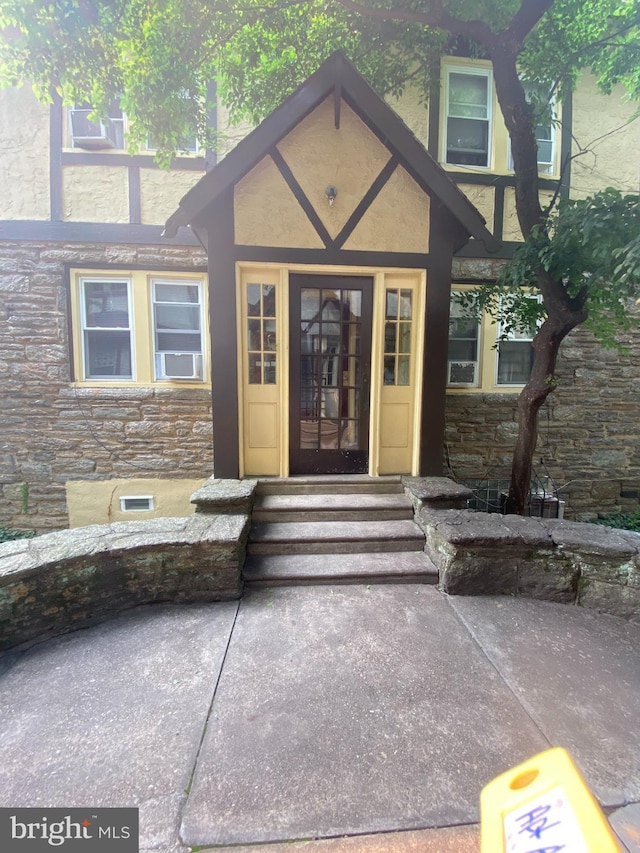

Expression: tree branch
xmin=504 ymin=0 xmax=555 ymax=47
xmin=331 ymin=0 xmax=496 ymax=46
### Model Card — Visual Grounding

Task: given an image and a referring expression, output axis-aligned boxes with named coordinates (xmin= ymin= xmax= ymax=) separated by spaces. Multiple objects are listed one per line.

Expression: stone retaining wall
xmin=0 ymin=513 xmax=248 ymax=651
xmin=416 ymin=507 xmax=640 ymax=621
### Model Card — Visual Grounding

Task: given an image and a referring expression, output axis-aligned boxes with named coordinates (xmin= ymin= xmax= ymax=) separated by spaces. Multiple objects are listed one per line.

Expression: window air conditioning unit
xmin=70 ymin=108 xmax=119 ymax=149
xmin=156 ymin=352 xmax=203 ymax=380
xmin=448 ymin=360 xmax=477 ymax=385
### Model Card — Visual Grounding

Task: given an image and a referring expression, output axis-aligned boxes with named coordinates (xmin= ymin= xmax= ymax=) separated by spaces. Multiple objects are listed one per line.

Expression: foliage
xmin=593 ymin=510 xmax=640 ymax=532
xmin=0 ymin=526 xmax=35 ymax=543
xmin=455 ymin=189 xmax=640 ymax=347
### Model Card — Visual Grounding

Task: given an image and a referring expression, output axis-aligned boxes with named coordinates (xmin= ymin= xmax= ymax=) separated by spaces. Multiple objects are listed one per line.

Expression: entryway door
xmin=289 ymin=274 xmax=373 ymax=474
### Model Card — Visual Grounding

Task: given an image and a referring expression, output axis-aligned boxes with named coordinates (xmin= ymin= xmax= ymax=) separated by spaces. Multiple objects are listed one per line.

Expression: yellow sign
xmin=481 ymin=748 xmax=622 ymax=852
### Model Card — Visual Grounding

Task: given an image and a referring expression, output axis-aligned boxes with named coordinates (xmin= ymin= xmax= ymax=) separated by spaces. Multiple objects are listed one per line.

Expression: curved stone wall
xmin=0 ymin=514 xmax=249 ymax=651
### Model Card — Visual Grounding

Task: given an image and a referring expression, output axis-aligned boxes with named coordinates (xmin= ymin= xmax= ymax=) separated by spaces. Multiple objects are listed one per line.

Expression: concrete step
xmin=243 ymin=551 xmax=438 ymax=586
xmin=247 ymin=519 xmax=425 ymax=556
xmin=257 ymin=476 xmax=404 ymax=496
xmin=252 ymin=492 xmax=414 ymax=523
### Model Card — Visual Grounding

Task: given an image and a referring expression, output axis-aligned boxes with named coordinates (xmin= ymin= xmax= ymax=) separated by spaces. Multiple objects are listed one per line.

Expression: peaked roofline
xmin=164 ymin=51 xmax=500 ymax=252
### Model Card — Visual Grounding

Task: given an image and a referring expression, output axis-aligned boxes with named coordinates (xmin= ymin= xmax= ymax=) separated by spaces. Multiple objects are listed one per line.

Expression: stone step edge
xmin=247 ymin=540 xmax=425 ymax=556
xmin=243 ymin=552 xmax=438 ymax=582
xmin=252 ymin=509 xmax=413 ymax=523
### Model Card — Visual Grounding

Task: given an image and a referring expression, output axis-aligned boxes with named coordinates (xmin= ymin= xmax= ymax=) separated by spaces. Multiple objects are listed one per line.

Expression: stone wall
xmin=0 ymin=513 xmax=249 ymax=650
xmin=416 ymin=507 xmax=640 ymax=621
xmin=0 ymin=240 xmax=210 ymax=533
xmin=448 ymin=258 xmax=640 ymax=519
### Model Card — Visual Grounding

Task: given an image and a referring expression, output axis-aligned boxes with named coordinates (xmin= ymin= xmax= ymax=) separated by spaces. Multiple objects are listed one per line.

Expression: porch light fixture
xmin=325 ymin=185 xmax=337 ymax=206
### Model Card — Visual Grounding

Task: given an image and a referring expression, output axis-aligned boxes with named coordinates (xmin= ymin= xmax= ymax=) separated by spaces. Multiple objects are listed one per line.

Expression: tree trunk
xmin=506 ymin=302 xmax=586 ymax=513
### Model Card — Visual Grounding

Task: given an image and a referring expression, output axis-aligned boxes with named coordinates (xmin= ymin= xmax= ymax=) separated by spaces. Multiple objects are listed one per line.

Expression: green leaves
xmin=495 ymin=188 xmax=640 ymax=347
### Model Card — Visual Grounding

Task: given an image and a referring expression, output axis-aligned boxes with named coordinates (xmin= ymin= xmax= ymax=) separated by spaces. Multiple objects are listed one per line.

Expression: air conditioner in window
xmin=448 ymin=360 xmax=477 ymax=385
xmin=155 ymin=352 xmax=203 ymax=380
xmin=70 ymin=108 xmax=119 ymax=149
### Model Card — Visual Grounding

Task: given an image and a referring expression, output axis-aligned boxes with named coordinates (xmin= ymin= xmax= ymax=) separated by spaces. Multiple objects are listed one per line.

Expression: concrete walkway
xmin=1 ymin=585 xmax=639 ymax=852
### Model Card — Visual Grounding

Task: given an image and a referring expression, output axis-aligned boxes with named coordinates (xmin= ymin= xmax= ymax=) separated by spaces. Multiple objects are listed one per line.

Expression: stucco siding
xmin=62 ymin=165 xmax=129 ymax=222
xmin=343 ymin=165 xmax=430 ymax=253
xmin=276 ymin=97 xmax=392 ymax=240
xmin=0 ymin=85 xmax=50 ymax=220
xmin=234 ymin=155 xmax=324 ymax=248
xmin=139 ymin=167 xmax=202 ymax=225
xmin=571 ymin=72 xmax=640 ymax=199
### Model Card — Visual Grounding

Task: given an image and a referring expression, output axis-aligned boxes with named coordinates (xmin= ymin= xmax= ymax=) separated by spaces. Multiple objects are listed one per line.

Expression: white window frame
xmin=508 ymin=90 xmax=557 ymax=175
xmin=79 ymin=276 xmax=135 ymax=381
xmin=447 ymin=297 xmax=481 ymax=387
xmin=444 ymin=65 xmax=493 ymax=170
xmin=151 ymin=277 xmax=205 ymax=381
xmin=495 ymin=295 xmax=542 ymax=386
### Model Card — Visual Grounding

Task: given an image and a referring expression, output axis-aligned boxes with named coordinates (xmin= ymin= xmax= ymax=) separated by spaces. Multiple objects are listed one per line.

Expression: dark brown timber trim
xmin=270 ymin=147 xmax=334 ymax=248
xmin=128 ymin=164 xmax=141 ymax=224
xmin=207 ymin=189 xmax=240 ymax=478
xmin=333 ymin=156 xmax=399 ymax=249
xmin=0 ymin=220 xmax=202 ymax=246
xmin=420 ymin=200 xmax=455 ymax=476
xmin=49 ymin=96 xmax=64 ymax=221
xmin=235 ymin=245 xmax=430 ymax=268
xmin=61 ymin=151 xmax=206 ymax=171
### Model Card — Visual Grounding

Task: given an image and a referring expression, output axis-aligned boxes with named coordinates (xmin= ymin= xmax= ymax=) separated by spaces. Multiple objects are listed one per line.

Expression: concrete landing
xmin=1 ymin=587 xmax=639 ymax=852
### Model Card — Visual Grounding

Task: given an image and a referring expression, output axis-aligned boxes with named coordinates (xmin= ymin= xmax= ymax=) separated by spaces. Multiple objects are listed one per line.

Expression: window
xmin=508 ymin=88 xmax=557 ymax=175
xmin=152 ymin=279 xmax=204 ymax=380
xmin=447 ymin=301 xmax=480 ymax=386
xmin=447 ymin=290 xmax=539 ymax=391
xmin=70 ymin=103 xmax=125 ymax=150
xmin=71 ymin=270 xmax=208 ymax=384
xmin=384 ymin=288 xmax=412 ymax=385
xmin=496 ymin=298 xmax=540 ymax=386
xmin=81 ymin=278 xmax=133 ymax=378
xmin=445 ymin=67 xmax=492 ymax=168
xmin=146 ymin=134 xmax=198 ymax=154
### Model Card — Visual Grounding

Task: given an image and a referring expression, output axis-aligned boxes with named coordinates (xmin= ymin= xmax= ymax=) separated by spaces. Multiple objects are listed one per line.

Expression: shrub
xmin=593 ymin=510 xmax=640 ymax=533
xmin=0 ymin=527 xmax=35 ymax=544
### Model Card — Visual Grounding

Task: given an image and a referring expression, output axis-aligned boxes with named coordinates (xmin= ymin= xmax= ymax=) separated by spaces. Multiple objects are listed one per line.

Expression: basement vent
xmin=120 ymin=495 xmax=155 ymax=512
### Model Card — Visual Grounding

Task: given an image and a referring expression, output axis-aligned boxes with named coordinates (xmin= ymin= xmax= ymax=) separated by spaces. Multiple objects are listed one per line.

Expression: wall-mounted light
xmin=325 ymin=186 xmax=337 ymax=207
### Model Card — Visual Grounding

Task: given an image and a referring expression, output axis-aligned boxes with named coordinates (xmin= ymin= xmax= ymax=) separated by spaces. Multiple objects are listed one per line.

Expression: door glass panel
xmin=340 ymin=420 xmax=358 ymax=448
xmin=295 ymin=285 xmax=368 ymax=452
xmin=399 ymin=322 xmax=411 ymax=353
xmin=247 ymin=283 xmax=277 ymax=384
xmin=384 ymin=288 xmax=413 ymax=385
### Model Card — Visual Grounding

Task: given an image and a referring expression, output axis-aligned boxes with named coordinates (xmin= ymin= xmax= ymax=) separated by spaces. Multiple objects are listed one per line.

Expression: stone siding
xmin=0 ymin=240 xmax=210 ymax=533
xmin=448 ymin=258 xmax=640 ymax=519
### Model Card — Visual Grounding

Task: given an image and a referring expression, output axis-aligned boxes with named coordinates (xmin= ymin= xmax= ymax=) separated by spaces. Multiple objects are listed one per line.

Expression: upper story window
xmin=71 ymin=270 xmax=208 ymax=384
xmin=69 ymin=103 xmax=125 ymax=150
xmin=445 ymin=67 xmax=492 ymax=168
xmin=508 ymin=88 xmax=557 ymax=175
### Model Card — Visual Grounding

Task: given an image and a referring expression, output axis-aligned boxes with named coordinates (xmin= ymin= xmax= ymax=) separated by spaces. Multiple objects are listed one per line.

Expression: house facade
xmin=1 ymin=53 xmax=639 ymax=532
